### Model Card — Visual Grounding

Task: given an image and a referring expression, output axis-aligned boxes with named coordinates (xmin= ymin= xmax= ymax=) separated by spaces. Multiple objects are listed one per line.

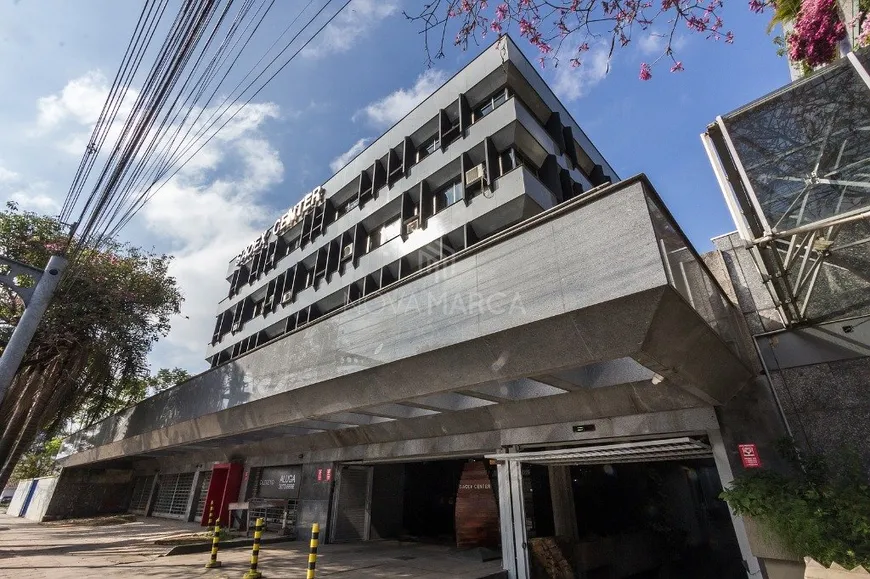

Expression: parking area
xmin=0 ymin=514 xmax=503 ymax=578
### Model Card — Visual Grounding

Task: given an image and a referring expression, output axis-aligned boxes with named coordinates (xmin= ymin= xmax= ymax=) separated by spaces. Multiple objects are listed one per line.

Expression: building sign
xmin=738 ymin=444 xmax=762 ymax=468
xmin=258 ymin=465 xmax=301 ymax=499
xmin=572 ymin=424 xmax=596 ymax=433
xmin=316 ymin=467 xmax=333 ymax=483
xmin=236 ymin=186 xmax=326 ymax=264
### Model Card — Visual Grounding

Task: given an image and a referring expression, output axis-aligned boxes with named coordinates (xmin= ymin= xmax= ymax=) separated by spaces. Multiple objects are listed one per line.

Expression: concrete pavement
xmin=0 ymin=514 xmax=504 ymax=578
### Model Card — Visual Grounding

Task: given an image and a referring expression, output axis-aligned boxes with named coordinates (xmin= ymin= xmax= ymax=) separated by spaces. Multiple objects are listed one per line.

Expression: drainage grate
xmin=393 ymin=555 xmax=417 ymax=561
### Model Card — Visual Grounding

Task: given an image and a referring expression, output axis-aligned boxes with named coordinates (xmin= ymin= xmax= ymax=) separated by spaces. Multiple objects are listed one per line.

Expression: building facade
xmin=44 ymin=37 xmax=810 ymax=579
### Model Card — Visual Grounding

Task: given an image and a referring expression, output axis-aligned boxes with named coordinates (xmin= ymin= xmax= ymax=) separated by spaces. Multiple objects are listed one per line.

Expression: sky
xmin=0 ymin=0 xmax=791 ymax=375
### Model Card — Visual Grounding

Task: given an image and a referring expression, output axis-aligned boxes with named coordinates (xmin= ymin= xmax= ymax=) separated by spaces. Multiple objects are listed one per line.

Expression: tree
xmin=405 ymin=0 xmax=733 ymax=80
xmin=0 ymin=203 xmax=182 ymax=490
xmin=10 ymin=436 xmax=62 ymax=481
xmin=405 ymin=0 xmax=869 ymax=78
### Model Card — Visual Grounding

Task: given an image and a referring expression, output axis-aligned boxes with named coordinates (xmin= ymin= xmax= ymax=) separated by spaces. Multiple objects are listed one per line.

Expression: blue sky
xmin=0 ymin=0 xmax=790 ymax=374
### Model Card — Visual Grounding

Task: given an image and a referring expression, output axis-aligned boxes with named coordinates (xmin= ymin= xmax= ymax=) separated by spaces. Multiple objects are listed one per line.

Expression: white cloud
xmin=8 ymin=191 xmax=60 ymax=213
xmin=15 ymin=70 xmax=287 ymax=372
xmin=355 ymin=69 xmax=448 ymax=128
xmin=0 ymin=167 xmax=19 ymax=182
xmin=638 ymin=33 xmax=666 ymax=56
xmin=142 ymin=133 xmax=283 ymax=370
xmin=636 ymin=32 xmax=688 ymax=56
xmin=304 ymin=0 xmax=400 ymax=58
xmin=551 ymin=44 xmax=611 ymax=101
xmin=330 ymin=137 xmax=371 ymax=173
xmin=33 ymin=70 xmax=137 ymax=136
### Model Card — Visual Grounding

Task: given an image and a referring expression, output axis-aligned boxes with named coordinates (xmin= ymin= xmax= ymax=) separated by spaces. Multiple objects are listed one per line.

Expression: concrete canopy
xmin=59 ymin=176 xmax=753 ymax=468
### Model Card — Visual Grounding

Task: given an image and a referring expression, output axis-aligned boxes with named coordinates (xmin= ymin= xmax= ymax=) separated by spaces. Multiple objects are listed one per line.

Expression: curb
xmin=163 ymin=535 xmax=295 ymax=556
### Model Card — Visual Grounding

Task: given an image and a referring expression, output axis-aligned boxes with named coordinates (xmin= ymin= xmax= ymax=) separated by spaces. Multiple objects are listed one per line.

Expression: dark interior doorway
xmin=401 ymin=459 xmax=466 ymax=543
xmin=526 ymin=458 xmax=745 ymax=579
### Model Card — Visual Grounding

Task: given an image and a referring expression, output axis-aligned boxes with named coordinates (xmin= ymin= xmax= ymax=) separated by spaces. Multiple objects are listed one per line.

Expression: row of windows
xmin=226 ymin=87 xmax=514 ymax=299
xmin=212 ymin=147 xmax=540 ymax=358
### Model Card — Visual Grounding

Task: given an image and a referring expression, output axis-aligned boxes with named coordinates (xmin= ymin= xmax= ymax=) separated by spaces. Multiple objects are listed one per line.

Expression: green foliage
xmin=11 ymin=437 xmax=62 ymax=480
xmin=0 ymin=203 xmax=183 ymax=487
xmin=721 ymin=441 xmax=870 ymax=568
xmin=767 ymin=0 xmax=803 ymax=32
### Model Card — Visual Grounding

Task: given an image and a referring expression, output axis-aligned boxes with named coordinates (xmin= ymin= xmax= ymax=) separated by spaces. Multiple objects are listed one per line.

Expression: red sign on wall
xmin=325 ymin=468 xmax=332 ymax=482
xmin=738 ymin=444 xmax=762 ymax=468
xmin=317 ymin=468 xmax=323 ymax=481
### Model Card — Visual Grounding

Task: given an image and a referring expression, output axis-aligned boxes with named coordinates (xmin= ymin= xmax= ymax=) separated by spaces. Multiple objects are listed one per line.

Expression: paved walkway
xmin=0 ymin=515 xmax=503 ymax=578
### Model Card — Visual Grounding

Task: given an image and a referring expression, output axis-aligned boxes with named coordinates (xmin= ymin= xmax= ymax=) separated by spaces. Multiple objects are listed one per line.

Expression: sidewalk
xmin=0 ymin=514 xmax=504 ymax=578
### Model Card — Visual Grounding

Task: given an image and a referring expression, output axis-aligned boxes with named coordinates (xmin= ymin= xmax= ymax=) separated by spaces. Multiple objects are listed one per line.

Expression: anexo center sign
xmin=236 ymin=186 xmax=326 ymax=263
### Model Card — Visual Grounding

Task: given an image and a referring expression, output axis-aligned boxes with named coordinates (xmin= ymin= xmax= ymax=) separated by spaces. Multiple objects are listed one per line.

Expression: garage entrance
xmin=491 ymin=437 xmax=749 ymax=579
xmin=330 ymin=458 xmax=500 ymax=550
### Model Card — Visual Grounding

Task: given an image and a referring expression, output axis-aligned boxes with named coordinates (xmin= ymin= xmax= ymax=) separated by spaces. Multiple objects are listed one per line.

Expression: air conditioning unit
xmin=281 ymin=289 xmax=294 ymax=304
xmin=465 ymin=163 xmax=486 ymax=186
xmin=405 ymin=217 xmax=420 ymax=235
xmin=341 ymin=244 xmax=353 ymax=260
xmin=231 ymin=320 xmax=242 ymax=333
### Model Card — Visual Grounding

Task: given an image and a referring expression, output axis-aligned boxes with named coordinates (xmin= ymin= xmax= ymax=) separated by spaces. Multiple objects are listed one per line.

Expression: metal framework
xmin=703 ymin=48 xmax=870 ymax=325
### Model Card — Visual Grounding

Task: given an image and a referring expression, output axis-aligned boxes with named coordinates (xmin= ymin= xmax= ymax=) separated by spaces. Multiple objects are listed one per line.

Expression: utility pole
xmin=0 ymin=255 xmax=68 ymax=405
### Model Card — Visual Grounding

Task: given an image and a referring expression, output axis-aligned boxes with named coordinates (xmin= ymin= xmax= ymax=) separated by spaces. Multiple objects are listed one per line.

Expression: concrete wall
xmin=42 ymin=467 xmax=133 ymax=521
xmin=296 ymin=462 xmax=335 ymax=542
xmin=767 ymin=356 xmax=870 ymax=468
xmin=6 ymin=477 xmax=59 ymax=521
xmin=6 ymin=479 xmax=30 ymax=516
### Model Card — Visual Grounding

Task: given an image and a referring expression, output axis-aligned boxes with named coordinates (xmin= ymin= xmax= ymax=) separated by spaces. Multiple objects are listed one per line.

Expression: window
xmin=433 ymin=177 xmax=464 ymax=214
xmin=380 ymin=217 xmax=401 ymax=245
xmin=337 ymin=196 xmax=358 ymax=217
xmin=515 ymin=149 xmax=541 ymax=178
xmin=287 ymin=235 xmax=301 ymax=254
xmin=417 ymin=135 xmax=439 ymax=162
xmin=473 ymin=88 xmax=509 ymax=123
xmin=499 ymin=148 xmax=517 ymax=176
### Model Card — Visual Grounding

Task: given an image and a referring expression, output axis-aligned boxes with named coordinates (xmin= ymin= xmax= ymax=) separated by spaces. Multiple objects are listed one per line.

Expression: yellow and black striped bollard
xmin=306 ymin=523 xmax=319 ymax=578
xmin=207 ymin=501 xmax=215 ymax=528
xmin=242 ymin=517 xmax=264 ymax=579
xmin=205 ymin=523 xmax=222 ymax=568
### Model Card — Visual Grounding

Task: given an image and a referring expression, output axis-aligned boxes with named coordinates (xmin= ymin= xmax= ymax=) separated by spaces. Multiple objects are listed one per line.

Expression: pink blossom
xmin=748 ymin=0 xmax=766 ymax=12
xmin=787 ymin=0 xmax=846 ymax=67
xmin=639 ymin=62 xmax=652 ymax=80
xmin=857 ymin=16 xmax=870 ymax=47
xmin=491 ymin=21 xmax=503 ymax=32
xmin=670 ymin=61 xmax=684 ymax=72
xmin=519 ymin=18 xmax=534 ymax=35
xmin=495 ymin=3 xmax=509 ymax=21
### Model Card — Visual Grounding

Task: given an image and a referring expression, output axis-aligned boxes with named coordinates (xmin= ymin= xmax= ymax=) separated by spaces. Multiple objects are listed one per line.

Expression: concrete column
xmin=709 ymin=428 xmax=762 ymax=578
xmin=547 ymin=465 xmax=579 ymax=541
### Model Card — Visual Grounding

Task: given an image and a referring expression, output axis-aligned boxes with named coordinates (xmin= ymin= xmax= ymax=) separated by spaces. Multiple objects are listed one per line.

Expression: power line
xmin=60 ymin=0 xmax=353 ymax=279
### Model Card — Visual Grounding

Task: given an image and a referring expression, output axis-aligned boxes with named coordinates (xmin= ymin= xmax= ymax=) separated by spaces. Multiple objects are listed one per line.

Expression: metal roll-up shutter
xmin=331 ymin=466 xmax=372 ymax=542
xmin=486 ymin=437 xmax=713 ymax=466
xmin=152 ymin=472 xmax=195 ymax=518
xmin=128 ymin=475 xmax=154 ymax=513
xmin=195 ymin=471 xmax=212 ymax=520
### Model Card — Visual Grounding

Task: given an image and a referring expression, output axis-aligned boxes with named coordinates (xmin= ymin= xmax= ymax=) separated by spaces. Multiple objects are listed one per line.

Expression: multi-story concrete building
xmin=41 ymin=37 xmax=804 ymax=578
xmin=206 ymin=42 xmax=615 ymax=367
